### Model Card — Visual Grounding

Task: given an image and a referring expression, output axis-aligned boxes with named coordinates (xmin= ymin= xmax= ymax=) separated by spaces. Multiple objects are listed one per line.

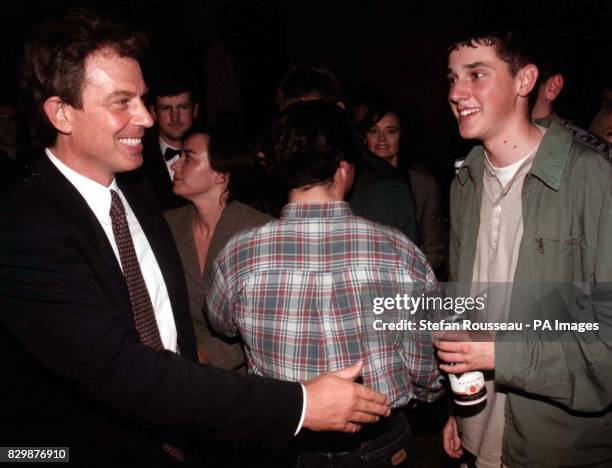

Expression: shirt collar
xmin=458 ymin=122 xmax=569 ymax=192
xmin=280 ymin=201 xmax=352 ymax=219
xmin=159 ymin=135 xmax=180 ymax=155
xmin=527 ymin=119 xmax=572 ymax=191
xmin=45 ymin=148 xmax=120 ymax=226
xmin=483 ymin=143 xmax=538 ymax=180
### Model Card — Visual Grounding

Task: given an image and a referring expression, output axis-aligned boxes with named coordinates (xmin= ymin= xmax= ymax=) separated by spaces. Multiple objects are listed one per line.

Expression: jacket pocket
xmin=533 ymin=237 xmax=582 ymax=277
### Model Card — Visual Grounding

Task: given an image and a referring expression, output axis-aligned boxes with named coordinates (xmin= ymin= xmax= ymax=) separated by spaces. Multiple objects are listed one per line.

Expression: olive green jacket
xmin=450 ymin=119 xmax=612 ymax=467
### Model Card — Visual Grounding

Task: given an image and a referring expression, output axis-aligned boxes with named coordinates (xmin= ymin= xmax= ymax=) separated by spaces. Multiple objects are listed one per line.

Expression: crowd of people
xmin=1 ymin=7 xmax=612 ymax=468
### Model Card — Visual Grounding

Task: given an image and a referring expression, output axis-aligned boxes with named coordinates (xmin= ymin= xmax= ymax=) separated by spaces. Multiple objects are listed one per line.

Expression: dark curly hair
xmin=276 ymin=65 xmax=342 ymax=110
xmin=263 ymin=100 xmax=361 ymax=191
xmin=20 ymin=8 xmax=148 ymax=148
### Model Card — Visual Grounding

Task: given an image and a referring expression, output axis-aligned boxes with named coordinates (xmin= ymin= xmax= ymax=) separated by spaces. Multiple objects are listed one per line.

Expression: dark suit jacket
xmin=347 ymin=151 xmax=418 ymax=242
xmin=129 ymin=130 xmax=188 ymax=210
xmin=0 ymin=155 xmax=301 ymax=466
xmin=164 ymin=202 xmax=272 ymax=370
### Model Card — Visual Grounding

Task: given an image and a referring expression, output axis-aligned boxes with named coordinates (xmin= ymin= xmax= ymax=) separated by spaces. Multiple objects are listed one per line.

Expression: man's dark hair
xmin=149 ymin=68 xmax=199 ymax=106
xmin=20 ymin=8 xmax=148 ymax=148
xmin=276 ymin=65 xmax=341 ymax=110
xmin=448 ymin=27 xmax=534 ymax=77
xmin=528 ymin=39 xmax=568 ymax=113
xmin=265 ymin=100 xmax=361 ymax=191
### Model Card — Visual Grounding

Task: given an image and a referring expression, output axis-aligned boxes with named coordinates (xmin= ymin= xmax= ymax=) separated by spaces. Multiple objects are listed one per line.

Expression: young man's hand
xmin=443 ymin=416 xmax=464 ymax=458
xmin=303 ymin=360 xmax=391 ymax=432
xmin=435 ymin=330 xmax=495 ymax=373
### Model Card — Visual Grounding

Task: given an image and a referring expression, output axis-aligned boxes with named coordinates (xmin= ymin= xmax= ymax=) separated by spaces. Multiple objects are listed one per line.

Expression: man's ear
xmin=335 ymin=160 xmax=355 ymax=197
xmin=545 ymin=74 xmax=564 ymax=101
xmin=43 ymin=97 xmax=72 ymax=134
xmin=517 ymin=64 xmax=539 ymax=97
xmin=335 ymin=160 xmax=354 ymax=183
xmin=193 ymin=102 xmax=199 ymax=119
xmin=149 ymin=105 xmax=158 ymax=122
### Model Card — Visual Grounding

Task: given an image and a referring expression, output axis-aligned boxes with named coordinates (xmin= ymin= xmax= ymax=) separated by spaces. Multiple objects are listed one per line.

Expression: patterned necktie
xmin=109 ymin=189 xmax=164 ymax=350
xmin=108 ymin=189 xmax=185 ymax=463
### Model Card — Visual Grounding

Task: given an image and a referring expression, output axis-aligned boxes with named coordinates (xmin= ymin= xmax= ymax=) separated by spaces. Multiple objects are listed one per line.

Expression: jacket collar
xmin=457 ymin=119 xmax=572 ymax=192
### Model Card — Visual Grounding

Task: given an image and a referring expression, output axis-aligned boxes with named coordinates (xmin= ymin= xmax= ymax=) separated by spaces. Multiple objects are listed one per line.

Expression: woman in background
xmin=590 ymin=105 xmax=612 ymax=144
xmin=362 ymin=103 xmax=446 ymax=276
xmin=165 ymin=130 xmax=272 ymax=369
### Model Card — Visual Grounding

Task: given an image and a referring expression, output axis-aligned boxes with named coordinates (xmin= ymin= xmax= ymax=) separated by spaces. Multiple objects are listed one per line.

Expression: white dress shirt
xmin=46 ymin=149 xmax=178 ymax=352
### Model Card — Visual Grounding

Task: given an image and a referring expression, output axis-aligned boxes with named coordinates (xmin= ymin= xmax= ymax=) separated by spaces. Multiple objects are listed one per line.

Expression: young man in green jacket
xmin=436 ymin=29 xmax=612 ymax=468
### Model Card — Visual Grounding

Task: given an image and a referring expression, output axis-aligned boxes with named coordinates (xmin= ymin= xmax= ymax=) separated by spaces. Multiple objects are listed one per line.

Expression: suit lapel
xmin=171 ymin=207 xmax=203 ymax=289
xmin=36 ymin=155 xmax=129 ymax=304
xmin=36 ymin=154 xmax=196 ymax=360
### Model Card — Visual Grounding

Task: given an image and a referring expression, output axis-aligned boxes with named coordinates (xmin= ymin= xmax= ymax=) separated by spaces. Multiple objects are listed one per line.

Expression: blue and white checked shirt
xmin=207 ymin=202 xmax=443 ymax=407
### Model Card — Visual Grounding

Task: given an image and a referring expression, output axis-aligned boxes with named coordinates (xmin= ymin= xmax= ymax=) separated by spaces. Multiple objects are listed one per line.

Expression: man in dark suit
xmin=136 ymin=73 xmax=199 ymax=210
xmin=0 ymin=10 xmax=390 ymax=466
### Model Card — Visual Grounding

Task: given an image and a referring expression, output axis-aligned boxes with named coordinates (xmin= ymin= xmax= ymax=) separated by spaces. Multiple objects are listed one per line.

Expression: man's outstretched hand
xmin=303 ymin=360 xmax=391 ymax=433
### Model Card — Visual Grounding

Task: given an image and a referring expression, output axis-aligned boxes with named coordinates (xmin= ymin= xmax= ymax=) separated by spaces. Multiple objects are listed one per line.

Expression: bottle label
xmin=449 ymin=371 xmax=487 ymax=406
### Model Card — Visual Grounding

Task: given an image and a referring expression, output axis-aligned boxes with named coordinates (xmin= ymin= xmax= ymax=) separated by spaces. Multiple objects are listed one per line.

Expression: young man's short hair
xmin=150 ymin=71 xmax=199 ymax=106
xmin=265 ymin=100 xmax=360 ymax=191
xmin=448 ymin=27 xmax=534 ymax=77
xmin=527 ymin=36 xmax=568 ymax=112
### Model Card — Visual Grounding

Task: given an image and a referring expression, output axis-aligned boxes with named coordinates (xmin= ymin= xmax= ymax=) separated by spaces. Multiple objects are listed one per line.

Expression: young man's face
xmin=447 ymin=43 xmax=520 ymax=142
xmin=151 ymin=92 xmax=198 ymax=146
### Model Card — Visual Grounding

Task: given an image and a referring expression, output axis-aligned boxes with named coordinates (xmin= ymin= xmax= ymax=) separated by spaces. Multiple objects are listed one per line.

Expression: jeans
xmin=292 ymin=411 xmax=415 ymax=468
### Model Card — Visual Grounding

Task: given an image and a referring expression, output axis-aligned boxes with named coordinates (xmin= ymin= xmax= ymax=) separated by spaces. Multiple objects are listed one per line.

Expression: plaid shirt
xmin=207 ymin=202 xmax=443 ymax=407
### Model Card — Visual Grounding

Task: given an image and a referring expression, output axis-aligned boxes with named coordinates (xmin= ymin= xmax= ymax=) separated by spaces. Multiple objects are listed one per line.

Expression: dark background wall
xmin=1 ymin=0 xmax=610 ymax=187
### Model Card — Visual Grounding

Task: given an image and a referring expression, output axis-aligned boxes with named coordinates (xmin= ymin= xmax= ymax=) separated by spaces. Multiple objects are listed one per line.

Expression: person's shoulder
xmin=0 ymin=169 xmax=71 ymax=250
xmin=220 ymin=211 xmax=279 ymax=250
xmin=163 ymin=204 xmax=191 ymax=224
xmin=228 ymin=201 xmax=274 ymax=225
xmin=564 ymin=120 xmax=612 ymax=162
xmin=560 ymin=128 xmax=612 ymax=192
xmin=162 ymin=205 xmax=193 ymax=242
xmin=565 ymin=131 xmax=612 ymax=173
xmin=350 ymin=212 xmax=415 ymax=248
xmin=1 ymin=161 xmax=50 ymax=217
xmin=212 ymin=216 xmax=281 ymax=278
xmin=407 ymin=162 xmax=439 ymax=188
xmin=407 ymin=161 xmax=432 ymax=177
xmin=350 ymin=213 xmax=434 ymax=277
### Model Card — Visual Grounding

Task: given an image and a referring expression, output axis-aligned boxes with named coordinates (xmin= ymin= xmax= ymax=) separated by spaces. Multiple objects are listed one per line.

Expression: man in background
xmin=138 ymin=73 xmax=199 ymax=209
xmin=529 ymin=44 xmax=611 ymax=160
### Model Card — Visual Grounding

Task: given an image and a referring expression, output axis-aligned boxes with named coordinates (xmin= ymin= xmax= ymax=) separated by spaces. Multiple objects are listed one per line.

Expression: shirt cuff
xmin=294 ymin=383 xmax=307 ymax=436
